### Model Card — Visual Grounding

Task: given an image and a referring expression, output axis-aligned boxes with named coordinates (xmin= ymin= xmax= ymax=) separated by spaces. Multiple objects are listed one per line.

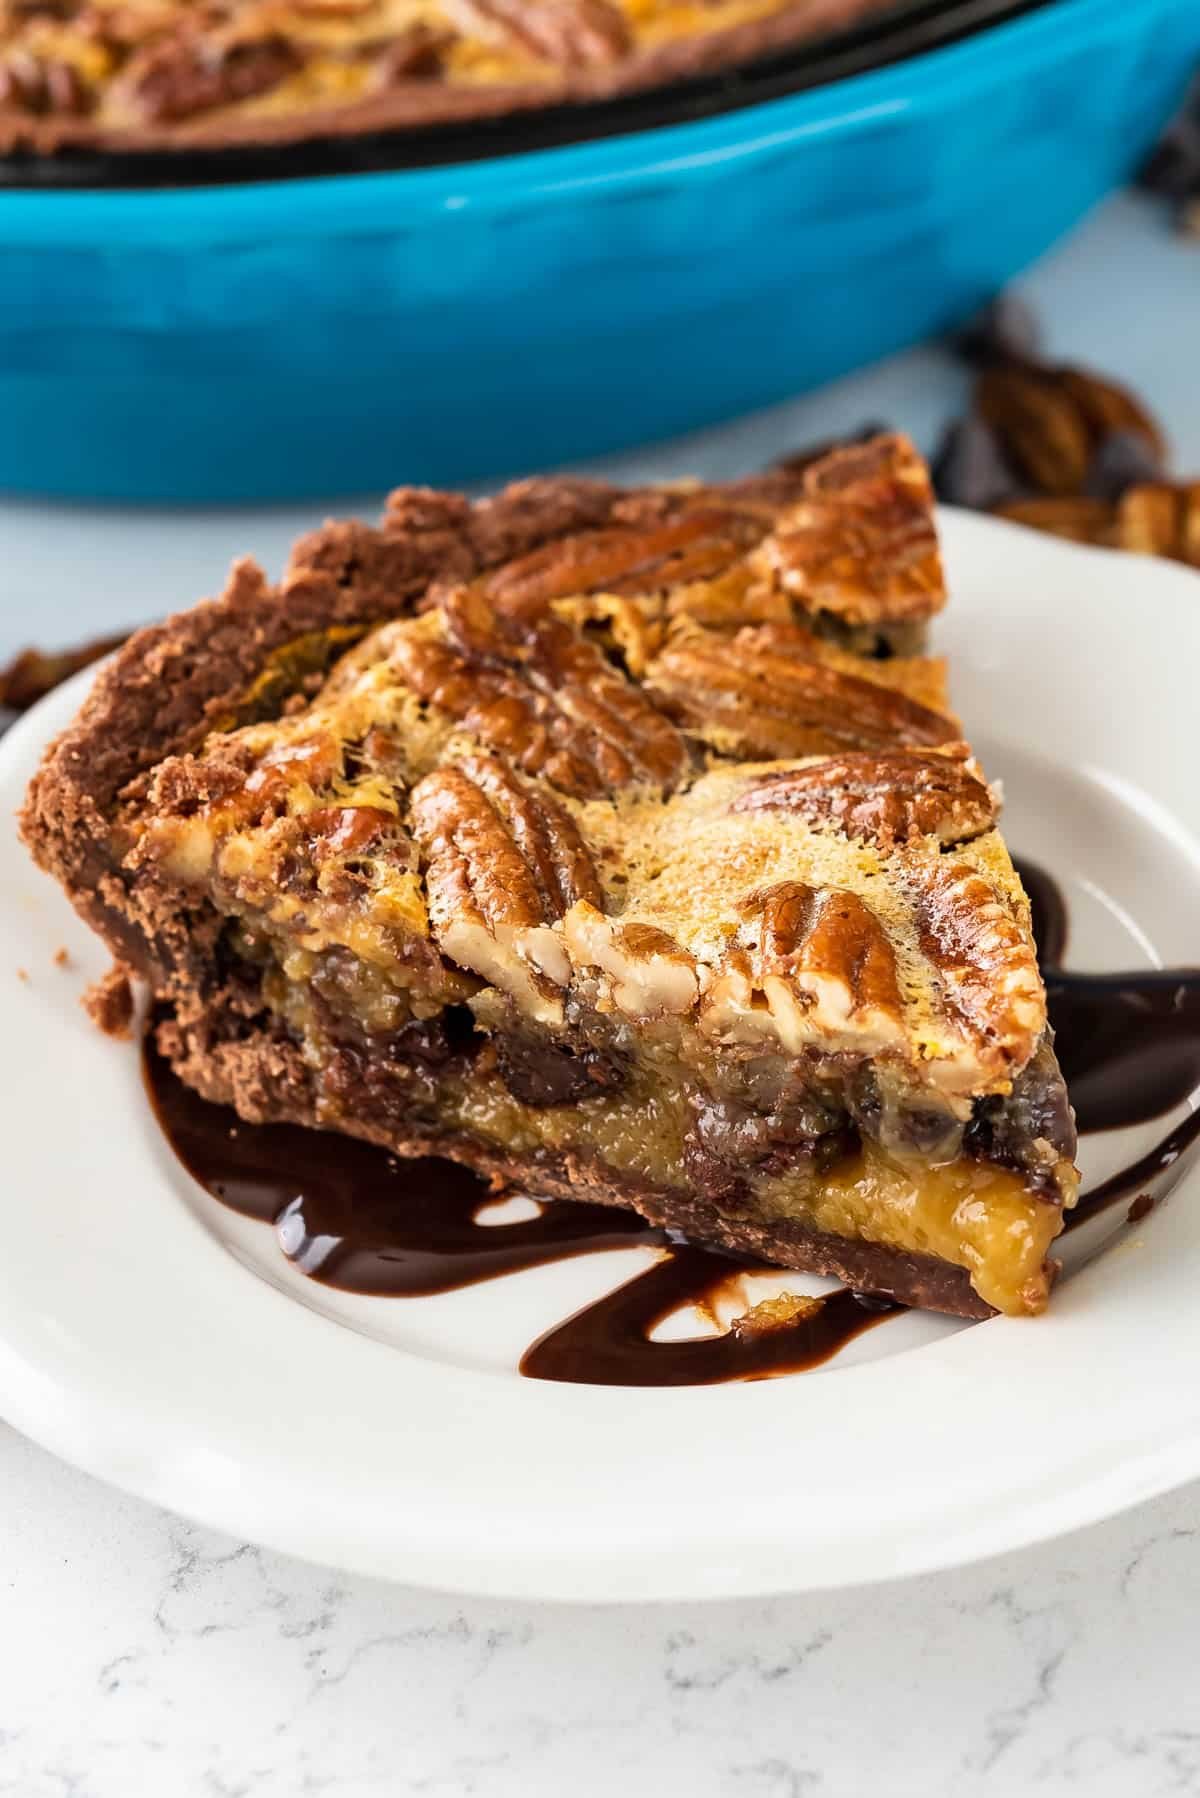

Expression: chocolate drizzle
xmin=144 ymin=854 xmax=1200 ymax=1384
xmin=1016 ymin=857 xmax=1200 ymax=1228
xmin=521 ymin=1254 xmax=893 ymax=1386
xmin=145 ymin=1037 xmax=660 ymax=1290
xmin=1064 ymin=1106 xmax=1200 ymax=1234
xmin=1047 ymin=968 xmax=1200 ymax=1134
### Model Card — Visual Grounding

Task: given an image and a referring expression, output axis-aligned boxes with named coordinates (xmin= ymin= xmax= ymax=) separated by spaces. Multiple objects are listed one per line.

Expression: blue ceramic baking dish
xmin=1 ymin=0 xmax=1197 ymax=503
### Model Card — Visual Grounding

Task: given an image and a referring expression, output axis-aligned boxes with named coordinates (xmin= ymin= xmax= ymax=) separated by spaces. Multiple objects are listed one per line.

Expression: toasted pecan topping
xmin=374 ymin=21 xmax=453 ymax=82
xmin=300 ymin=803 xmax=398 ymax=859
xmin=392 ymin=588 xmax=689 ymax=800
xmin=757 ymin=434 xmax=944 ymax=625
xmin=122 ymin=30 xmax=302 ymax=124
xmin=0 ymin=47 xmax=90 ymax=113
xmin=446 ymin=0 xmax=630 ymax=67
xmin=410 ymin=752 xmax=601 ymax=1015
xmin=646 ymin=624 xmax=954 ymax=759
xmin=732 ymin=747 xmax=996 ymax=847
xmin=728 ymin=880 xmax=905 ymax=1052
xmin=412 ymin=752 xmax=600 ymax=926
xmin=562 ymin=902 xmax=698 ymax=1018
xmin=911 ymin=859 xmax=1044 ymax=1070
xmin=479 ymin=506 xmax=765 ymax=610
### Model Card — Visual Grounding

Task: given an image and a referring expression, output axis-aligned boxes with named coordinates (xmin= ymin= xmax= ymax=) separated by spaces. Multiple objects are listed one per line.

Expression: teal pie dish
xmin=1 ymin=0 xmax=1197 ymax=502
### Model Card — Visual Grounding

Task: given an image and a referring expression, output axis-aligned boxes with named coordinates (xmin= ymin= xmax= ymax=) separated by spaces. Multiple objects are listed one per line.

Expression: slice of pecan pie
xmin=21 ymin=436 xmax=1078 ymax=1319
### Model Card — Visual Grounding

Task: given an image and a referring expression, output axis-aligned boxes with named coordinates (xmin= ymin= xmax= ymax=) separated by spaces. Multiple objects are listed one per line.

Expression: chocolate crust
xmin=0 ymin=0 xmax=895 ymax=159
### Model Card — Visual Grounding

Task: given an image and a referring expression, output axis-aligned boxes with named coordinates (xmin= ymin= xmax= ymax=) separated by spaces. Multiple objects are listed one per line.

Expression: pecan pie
xmin=0 ymin=0 xmax=900 ymax=154
xmin=21 ymin=436 xmax=1078 ymax=1319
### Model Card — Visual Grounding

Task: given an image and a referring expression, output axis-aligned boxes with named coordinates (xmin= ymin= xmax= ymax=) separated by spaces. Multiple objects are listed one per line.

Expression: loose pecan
xmin=991 ymin=496 xmax=1115 ymax=547
xmin=932 ymin=415 xmax=1024 ymax=511
xmin=976 ymin=364 xmax=1092 ymax=496
xmin=997 ymin=482 xmax=1200 ymax=565
xmin=976 ymin=362 xmax=1167 ymax=497
xmin=732 ymin=747 xmax=996 ymax=848
xmin=1054 ymin=365 xmax=1167 ymax=464
xmin=0 ymin=629 xmax=126 ymax=713
xmin=1115 ymin=481 xmax=1200 ymax=565
xmin=646 ymin=625 xmax=954 ymax=760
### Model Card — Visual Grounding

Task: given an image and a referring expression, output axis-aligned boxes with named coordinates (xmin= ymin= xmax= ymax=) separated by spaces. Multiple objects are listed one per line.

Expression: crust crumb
xmin=53 ymin=947 xmax=71 ymax=969
xmin=16 ymin=967 xmax=28 ymax=983
xmin=82 ymin=964 xmax=135 ymax=1040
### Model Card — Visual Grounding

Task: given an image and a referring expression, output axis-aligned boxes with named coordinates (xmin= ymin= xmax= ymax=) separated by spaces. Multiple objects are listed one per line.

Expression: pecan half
xmin=1116 ymin=481 xmax=1200 ymax=565
xmin=446 ymin=0 xmax=630 ymax=67
xmin=646 ymin=625 xmax=954 ymax=760
xmin=977 ymin=362 xmax=1166 ymax=497
xmin=1054 ymin=366 xmax=1167 ymax=464
xmin=562 ymin=903 xmax=698 ymax=1019
xmin=731 ymin=880 xmax=906 ymax=1053
xmin=0 ymin=629 xmax=126 ymax=713
xmin=911 ymin=859 xmax=1044 ymax=1078
xmin=374 ymin=23 xmax=454 ymax=83
xmin=976 ymin=364 xmax=1091 ymax=496
xmin=125 ymin=31 xmax=301 ymax=124
xmin=410 ymin=752 xmax=601 ymax=1019
xmin=732 ymin=747 xmax=996 ymax=848
xmin=480 ymin=506 xmax=765 ymax=610
xmin=392 ymin=591 xmax=689 ymax=800
xmin=0 ymin=49 xmax=90 ymax=113
xmin=757 ymin=434 xmax=944 ymax=625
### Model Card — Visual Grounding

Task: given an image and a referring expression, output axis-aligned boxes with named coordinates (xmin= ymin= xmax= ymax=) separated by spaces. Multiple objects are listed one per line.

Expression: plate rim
xmin=1 ymin=508 xmax=1199 ymax=1604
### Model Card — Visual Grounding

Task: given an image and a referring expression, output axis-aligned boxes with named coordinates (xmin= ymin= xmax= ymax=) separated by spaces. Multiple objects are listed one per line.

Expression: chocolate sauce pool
xmin=145 ymin=857 xmax=1200 ymax=1384
xmin=1013 ymin=858 xmax=1200 ymax=1229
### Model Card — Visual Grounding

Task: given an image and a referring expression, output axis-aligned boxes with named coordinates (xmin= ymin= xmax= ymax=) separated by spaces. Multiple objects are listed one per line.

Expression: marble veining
xmin=1 ymin=191 xmax=1199 ymax=1796
xmin=2 ymin=1418 xmax=1200 ymax=1798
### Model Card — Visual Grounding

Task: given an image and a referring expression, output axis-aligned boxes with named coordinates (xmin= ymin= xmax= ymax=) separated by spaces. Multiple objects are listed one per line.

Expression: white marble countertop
xmin=2 ymin=190 xmax=1198 ymax=1798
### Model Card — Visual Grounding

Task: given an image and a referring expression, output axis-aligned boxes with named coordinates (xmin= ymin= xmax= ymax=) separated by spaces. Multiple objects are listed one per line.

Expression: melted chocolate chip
xmin=494 ymin=1034 xmax=626 ymax=1107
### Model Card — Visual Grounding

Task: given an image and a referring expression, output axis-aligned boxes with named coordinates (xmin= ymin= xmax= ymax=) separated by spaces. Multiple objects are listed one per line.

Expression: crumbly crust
xmin=0 ymin=0 xmax=898 ymax=157
xmin=82 ymin=961 xmax=135 ymax=1038
xmin=21 ymin=440 xmax=1074 ymax=1321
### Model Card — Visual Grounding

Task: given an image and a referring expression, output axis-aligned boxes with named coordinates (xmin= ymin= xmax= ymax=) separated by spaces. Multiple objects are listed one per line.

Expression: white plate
xmin=1 ymin=509 xmax=1198 ymax=1603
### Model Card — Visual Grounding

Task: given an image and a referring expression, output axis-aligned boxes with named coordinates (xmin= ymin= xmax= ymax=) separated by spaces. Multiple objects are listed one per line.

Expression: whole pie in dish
xmin=0 ymin=0 xmax=901 ymax=154
xmin=21 ymin=436 xmax=1078 ymax=1319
